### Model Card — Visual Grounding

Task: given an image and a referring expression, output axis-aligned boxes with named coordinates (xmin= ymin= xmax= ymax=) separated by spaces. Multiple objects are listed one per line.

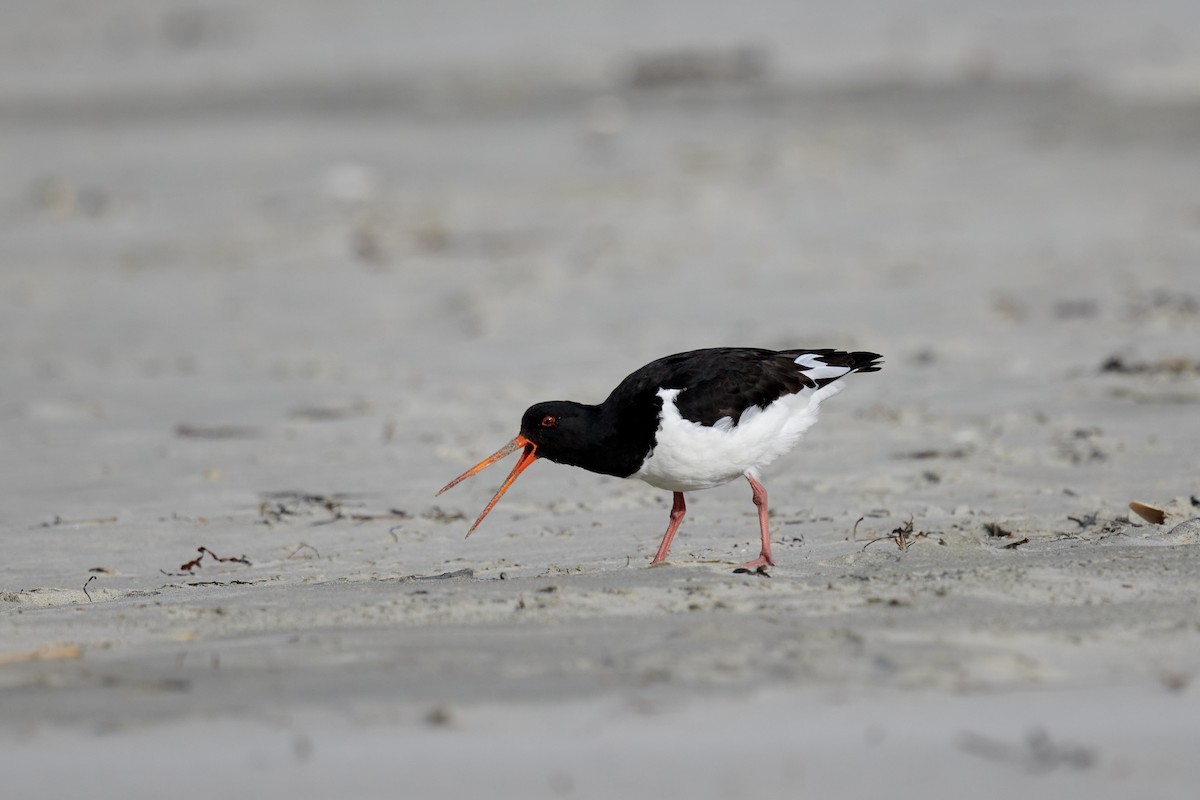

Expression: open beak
xmin=436 ymin=434 xmax=537 ymax=536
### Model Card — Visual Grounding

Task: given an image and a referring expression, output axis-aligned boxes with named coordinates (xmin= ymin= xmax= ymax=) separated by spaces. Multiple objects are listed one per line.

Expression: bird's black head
xmin=436 ymin=398 xmax=632 ymax=535
xmin=518 ymin=400 xmax=599 ymax=468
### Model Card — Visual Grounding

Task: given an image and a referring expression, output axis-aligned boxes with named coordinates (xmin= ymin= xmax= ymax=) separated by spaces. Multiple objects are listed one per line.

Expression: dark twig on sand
xmin=862 ymin=516 xmax=925 ymax=551
xmin=258 ymin=491 xmax=410 ymax=527
xmin=162 ymin=546 xmax=251 ymax=576
xmin=285 ymin=542 xmax=320 ymax=560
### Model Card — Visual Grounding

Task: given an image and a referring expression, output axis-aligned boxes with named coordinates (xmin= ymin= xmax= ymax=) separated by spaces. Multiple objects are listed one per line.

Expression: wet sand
xmin=3 ymin=2 xmax=1200 ymax=797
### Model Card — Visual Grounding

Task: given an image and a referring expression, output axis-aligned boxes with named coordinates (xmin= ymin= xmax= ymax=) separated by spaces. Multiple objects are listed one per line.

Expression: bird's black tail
xmin=785 ymin=348 xmax=882 ymax=374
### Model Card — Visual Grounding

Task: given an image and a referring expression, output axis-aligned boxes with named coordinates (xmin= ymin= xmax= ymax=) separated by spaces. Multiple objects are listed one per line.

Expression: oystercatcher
xmin=438 ymin=347 xmax=882 ymax=570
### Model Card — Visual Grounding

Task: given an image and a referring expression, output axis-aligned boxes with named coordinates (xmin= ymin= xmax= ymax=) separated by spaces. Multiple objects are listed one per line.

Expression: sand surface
xmin=3 ymin=2 xmax=1200 ymax=797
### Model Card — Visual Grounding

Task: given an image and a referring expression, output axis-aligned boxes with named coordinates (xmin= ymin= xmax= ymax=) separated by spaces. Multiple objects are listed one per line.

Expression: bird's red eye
xmin=540 ymin=415 xmax=558 ymax=428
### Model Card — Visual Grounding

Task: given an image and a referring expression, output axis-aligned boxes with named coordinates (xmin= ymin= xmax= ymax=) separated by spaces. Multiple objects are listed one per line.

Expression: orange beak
xmin=436 ymin=434 xmax=538 ymax=536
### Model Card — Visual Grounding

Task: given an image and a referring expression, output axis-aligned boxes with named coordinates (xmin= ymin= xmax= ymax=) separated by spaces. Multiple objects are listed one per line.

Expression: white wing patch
xmin=794 ymin=352 xmax=853 ymax=381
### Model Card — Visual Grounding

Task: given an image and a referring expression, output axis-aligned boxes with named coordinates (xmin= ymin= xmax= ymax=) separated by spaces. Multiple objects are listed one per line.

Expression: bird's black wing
xmin=607 ymin=347 xmax=881 ymax=427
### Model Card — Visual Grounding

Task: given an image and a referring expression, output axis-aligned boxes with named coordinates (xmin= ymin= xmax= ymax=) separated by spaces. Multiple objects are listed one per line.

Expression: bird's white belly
xmin=632 ymin=382 xmax=844 ymax=492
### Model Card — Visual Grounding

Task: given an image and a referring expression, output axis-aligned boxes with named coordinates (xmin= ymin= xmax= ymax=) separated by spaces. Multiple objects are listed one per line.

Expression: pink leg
xmin=737 ymin=474 xmax=775 ymax=571
xmin=649 ymin=492 xmax=686 ymax=565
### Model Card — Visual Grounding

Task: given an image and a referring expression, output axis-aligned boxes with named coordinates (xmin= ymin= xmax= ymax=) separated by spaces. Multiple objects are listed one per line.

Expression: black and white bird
xmin=437 ymin=347 xmax=882 ymax=571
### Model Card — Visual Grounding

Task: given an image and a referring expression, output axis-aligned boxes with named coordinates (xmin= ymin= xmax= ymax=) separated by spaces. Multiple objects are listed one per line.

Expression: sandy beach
xmin=3 ymin=2 xmax=1200 ymax=797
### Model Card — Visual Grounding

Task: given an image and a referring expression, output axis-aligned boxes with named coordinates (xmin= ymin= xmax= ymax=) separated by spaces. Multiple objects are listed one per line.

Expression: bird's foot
xmin=733 ymin=553 xmax=774 ymax=576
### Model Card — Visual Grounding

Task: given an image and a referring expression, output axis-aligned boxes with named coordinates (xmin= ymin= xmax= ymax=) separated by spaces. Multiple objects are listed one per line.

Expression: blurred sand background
xmin=3 ymin=2 xmax=1200 ymax=797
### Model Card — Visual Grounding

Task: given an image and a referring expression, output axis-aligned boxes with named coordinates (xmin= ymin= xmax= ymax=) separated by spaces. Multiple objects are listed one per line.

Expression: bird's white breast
xmin=632 ymin=381 xmax=845 ymax=492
